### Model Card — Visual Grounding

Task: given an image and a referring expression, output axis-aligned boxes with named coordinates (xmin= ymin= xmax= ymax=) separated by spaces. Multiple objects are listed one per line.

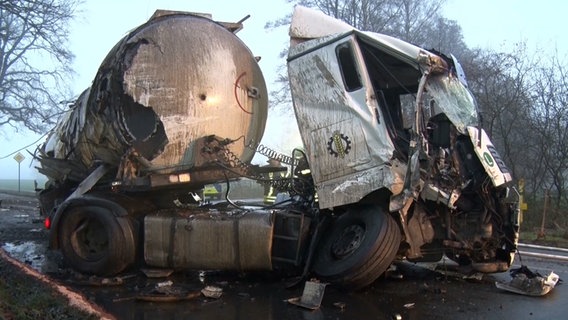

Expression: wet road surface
xmin=1 ymin=192 xmax=566 ymax=320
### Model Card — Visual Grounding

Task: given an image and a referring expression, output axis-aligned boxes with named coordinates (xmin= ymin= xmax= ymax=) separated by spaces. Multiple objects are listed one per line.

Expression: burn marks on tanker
xmin=122 ymin=38 xmax=151 ymax=70
xmin=92 ymin=35 xmax=169 ymax=162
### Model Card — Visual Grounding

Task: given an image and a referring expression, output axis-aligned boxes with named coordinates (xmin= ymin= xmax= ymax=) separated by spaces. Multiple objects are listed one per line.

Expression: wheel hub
xmin=331 ymin=224 xmax=365 ymax=259
xmin=71 ymin=218 xmax=108 ymax=260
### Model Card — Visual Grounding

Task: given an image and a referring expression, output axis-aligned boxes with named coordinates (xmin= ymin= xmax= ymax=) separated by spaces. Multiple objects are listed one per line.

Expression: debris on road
xmin=114 ymin=280 xmax=202 ymax=302
xmin=495 ymin=265 xmax=560 ymax=296
xmin=333 ymin=301 xmax=346 ymax=310
xmin=287 ymin=279 xmax=327 ymax=310
xmin=201 ymin=285 xmax=223 ymax=299
xmin=141 ymin=268 xmax=174 ymax=278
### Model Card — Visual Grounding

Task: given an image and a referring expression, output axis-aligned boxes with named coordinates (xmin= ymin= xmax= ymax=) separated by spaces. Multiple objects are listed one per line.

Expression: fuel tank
xmin=38 ymin=11 xmax=267 ymax=184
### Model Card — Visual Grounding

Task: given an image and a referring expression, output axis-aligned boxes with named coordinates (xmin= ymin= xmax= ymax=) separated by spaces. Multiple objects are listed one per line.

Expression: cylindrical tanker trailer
xmin=38 ymin=10 xmax=267 ymax=201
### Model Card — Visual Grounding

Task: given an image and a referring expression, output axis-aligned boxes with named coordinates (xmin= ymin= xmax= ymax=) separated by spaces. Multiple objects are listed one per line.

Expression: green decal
xmin=483 ymin=152 xmax=494 ymax=167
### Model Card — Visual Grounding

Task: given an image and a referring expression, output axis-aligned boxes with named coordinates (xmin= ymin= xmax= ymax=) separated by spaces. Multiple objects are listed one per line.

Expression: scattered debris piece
xmin=385 ymin=264 xmax=404 ymax=280
xmin=404 ymin=302 xmax=415 ymax=309
xmin=113 ymin=283 xmax=201 ymax=303
xmin=123 ymin=280 xmax=202 ymax=302
xmin=392 ymin=313 xmax=402 ymax=320
xmin=495 ymin=265 xmax=560 ymax=296
xmin=463 ymin=273 xmax=484 ymax=282
xmin=70 ymin=274 xmax=135 ymax=286
xmin=287 ymin=279 xmax=327 ymax=310
xmin=136 ymin=290 xmax=201 ymax=302
xmin=237 ymin=292 xmax=251 ymax=298
xmin=333 ymin=301 xmax=346 ymax=311
xmin=156 ymin=280 xmax=174 ymax=289
xmin=141 ymin=268 xmax=174 ymax=278
xmin=201 ymin=285 xmax=223 ymax=299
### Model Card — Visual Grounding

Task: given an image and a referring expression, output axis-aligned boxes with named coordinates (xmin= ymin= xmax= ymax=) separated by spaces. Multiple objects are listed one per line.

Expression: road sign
xmin=13 ymin=152 xmax=25 ymax=163
xmin=13 ymin=152 xmax=25 ymax=192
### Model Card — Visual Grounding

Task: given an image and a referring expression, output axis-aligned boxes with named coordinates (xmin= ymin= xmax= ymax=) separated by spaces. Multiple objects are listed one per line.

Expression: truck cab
xmin=287 ymin=6 xmax=519 ymax=283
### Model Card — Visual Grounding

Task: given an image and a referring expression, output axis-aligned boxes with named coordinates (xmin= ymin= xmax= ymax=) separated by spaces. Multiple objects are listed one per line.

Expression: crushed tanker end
xmin=37 ymin=11 xmax=268 ymax=186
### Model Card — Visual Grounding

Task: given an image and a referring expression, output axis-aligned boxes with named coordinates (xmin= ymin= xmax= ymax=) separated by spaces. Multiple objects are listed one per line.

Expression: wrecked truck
xmin=35 ymin=6 xmax=519 ymax=290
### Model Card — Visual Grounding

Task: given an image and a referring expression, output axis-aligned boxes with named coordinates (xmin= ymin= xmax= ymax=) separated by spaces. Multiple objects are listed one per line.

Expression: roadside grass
xmin=0 ymin=256 xmax=97 ymax=320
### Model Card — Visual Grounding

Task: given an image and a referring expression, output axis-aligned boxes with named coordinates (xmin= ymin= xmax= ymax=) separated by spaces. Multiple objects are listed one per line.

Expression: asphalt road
xmin=0 ymin=192 xmax=566 ymax=320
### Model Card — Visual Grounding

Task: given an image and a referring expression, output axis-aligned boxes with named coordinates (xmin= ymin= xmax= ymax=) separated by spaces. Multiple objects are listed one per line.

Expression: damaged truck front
xmin=36 ymin=7 xmax=519 ymax=290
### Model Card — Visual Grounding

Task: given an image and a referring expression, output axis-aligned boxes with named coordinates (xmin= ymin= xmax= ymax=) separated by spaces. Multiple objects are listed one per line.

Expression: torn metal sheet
xmin=288 ymin=280 xmax=327 ymax=310
xmin=495 ymin=266 xmax=560 ymax=296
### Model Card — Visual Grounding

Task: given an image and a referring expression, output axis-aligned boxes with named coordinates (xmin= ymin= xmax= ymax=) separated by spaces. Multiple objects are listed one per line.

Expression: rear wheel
xmin=58 ymin=206 xmax=136 ymax=275
xmin=313 ymin=205 xmax=401 ymax=290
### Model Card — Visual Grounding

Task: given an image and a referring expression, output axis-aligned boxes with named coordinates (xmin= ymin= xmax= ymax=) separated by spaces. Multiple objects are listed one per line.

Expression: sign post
xmin=13 ymin=152 xmax=25 ymax=192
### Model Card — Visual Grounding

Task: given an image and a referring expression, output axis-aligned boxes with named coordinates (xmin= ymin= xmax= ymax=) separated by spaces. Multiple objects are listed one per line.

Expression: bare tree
xmin=292 ymin=0 xmax=446 ymax=39
xmin=464 ymin=44 xmax=568 ymax=227
xmin=425 ymin=16 xmax=468 ymax=58
xmin=0 ymin=0 xmax=80 ymax=133
xmin=460 ymin=44 xmax=537 ymax=182
xmin=529 ymin=53 xmax=568 ymax=212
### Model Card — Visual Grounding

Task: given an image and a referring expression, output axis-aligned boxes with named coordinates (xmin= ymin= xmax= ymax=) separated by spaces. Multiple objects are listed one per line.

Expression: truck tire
xmin=58 ymin=206 xmax=136 ymax=276
xmin=313 ymin=205 xmax=401 ymax=290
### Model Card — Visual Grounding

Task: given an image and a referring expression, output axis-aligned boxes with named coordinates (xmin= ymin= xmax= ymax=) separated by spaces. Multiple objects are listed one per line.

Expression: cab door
xmin=288 ymin=34 xmax=395 ymax=208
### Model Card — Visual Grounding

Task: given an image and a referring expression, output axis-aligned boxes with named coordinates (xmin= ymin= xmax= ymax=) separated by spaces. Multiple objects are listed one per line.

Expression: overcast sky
xmin=1 ymin=0 xmax=566 ymax=180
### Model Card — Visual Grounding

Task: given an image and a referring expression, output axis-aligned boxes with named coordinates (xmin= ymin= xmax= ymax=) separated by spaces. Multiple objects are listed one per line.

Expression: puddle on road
xmin=1 ymin=240 xmax=59 ymax=274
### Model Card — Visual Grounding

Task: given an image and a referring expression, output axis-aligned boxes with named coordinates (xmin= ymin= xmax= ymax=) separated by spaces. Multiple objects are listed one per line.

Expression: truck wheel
xmin=58 ymin=206 xmax=136 ymax=276
xmin=313 ymin=205 xmax=401 ymax=290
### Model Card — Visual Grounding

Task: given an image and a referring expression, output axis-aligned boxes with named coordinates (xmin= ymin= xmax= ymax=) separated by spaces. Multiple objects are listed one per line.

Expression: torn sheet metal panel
xmin=495 ymin=266 xmax=560 ymax=296
xmin=288 ymin=280 xmax=328 ymax=310
xmin=38 ymin=11 xmax=267 ymax=185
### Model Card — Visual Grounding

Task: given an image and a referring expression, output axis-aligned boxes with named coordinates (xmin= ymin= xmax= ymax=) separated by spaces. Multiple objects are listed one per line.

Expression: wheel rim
xmin=331 ymin=224 xmax=366 ymax=259
xmin=70 ymin=217 xmax=108 ymax=261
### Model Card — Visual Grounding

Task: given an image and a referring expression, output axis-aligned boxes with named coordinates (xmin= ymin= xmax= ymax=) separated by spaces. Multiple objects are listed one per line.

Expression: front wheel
xmin=58 ymin=206 xmax=136 ymax=275
xmin=313 ymin=205 xmax=401 ymax=290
